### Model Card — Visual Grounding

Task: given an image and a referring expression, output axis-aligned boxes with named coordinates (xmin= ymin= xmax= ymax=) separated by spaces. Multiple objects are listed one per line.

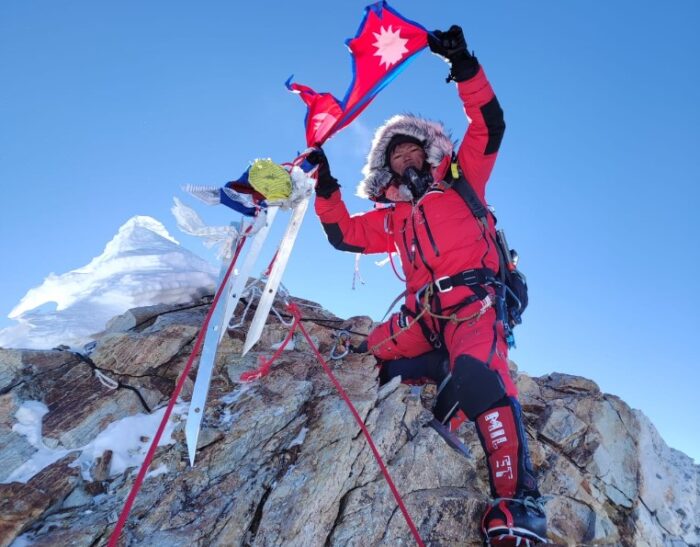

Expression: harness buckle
xmin=435 ymin=276 xmax=453 ymax=293
xmin=460 ymin=270 xmax=481 ymax=285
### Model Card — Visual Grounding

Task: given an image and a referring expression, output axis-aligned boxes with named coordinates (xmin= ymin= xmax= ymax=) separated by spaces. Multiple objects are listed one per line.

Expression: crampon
xmin=482 ymin=496 xmax=548 ymax=546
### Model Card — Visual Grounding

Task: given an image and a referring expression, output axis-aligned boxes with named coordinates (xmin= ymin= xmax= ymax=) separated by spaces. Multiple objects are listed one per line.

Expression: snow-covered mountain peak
xmin=0 ymin=216 xmax=217 ymax=350
xmin=90 ymin=216 xmax=180 ymax=266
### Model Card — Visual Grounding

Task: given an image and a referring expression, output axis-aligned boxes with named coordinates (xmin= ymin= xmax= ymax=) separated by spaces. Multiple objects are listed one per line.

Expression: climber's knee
xmin=377 ymin=349 xmax=449 ymax=386
xmin=433 ymin=354 xmax=507 ymax=425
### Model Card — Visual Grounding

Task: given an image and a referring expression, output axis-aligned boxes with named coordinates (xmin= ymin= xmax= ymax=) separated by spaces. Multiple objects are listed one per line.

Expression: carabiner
xmin=330 ymin=330 xmax=351 ymax=360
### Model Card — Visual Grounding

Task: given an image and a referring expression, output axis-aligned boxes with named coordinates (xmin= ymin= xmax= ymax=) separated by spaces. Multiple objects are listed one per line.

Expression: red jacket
xmin=315 ymin=67 xmax=505 ymax=311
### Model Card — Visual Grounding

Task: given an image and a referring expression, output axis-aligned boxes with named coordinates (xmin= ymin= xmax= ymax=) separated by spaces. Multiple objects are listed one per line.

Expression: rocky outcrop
xmin=0 ymin=295 xmax=698 ymax=546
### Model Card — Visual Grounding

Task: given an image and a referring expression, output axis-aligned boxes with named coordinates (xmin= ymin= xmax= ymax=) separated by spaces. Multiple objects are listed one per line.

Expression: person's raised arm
xmin=428 ymin=26 xmax=505 ymax=201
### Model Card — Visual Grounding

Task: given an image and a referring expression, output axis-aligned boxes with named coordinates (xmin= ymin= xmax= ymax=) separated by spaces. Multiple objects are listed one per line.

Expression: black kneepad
xmin=433 ymin=354 xmax=507 ymax=422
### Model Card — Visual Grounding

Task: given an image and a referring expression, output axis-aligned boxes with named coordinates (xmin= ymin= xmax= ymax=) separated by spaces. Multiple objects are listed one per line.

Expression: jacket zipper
xmin=418 ymin=204 xmax=440 ymax=257
xmin=410 ymin=208 xmax=435 ymax=278
xmin=400 ymin=218 xmax=416 ymax=267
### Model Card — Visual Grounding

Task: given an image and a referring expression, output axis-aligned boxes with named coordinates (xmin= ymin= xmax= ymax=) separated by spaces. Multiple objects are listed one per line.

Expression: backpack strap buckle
xmin=435 ymin=276 xmax=454 ymax=293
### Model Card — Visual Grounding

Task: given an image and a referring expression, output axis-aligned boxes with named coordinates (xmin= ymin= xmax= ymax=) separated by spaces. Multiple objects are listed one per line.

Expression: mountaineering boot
xmin=474 ymin=397 xmax=548 ymax=544
xmin=481 ymin=496 xmax=547 ymax=546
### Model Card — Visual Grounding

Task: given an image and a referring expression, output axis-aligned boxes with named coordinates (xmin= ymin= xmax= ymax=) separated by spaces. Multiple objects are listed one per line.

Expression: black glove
xmin=306 ymin=147 xmax=340 ymax=198
xmin=427 ymin=25 xmax=480 ymax=82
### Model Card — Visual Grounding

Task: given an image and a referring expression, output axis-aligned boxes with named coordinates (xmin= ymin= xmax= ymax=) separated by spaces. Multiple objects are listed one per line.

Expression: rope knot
xmin=287 ymin=302 xmax=303 ymax=320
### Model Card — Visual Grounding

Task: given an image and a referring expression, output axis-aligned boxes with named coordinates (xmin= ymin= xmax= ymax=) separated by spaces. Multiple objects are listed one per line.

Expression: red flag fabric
xmin=285 ymin=81 xmax=345 ymax=148
xmin=287 ymin=1 xmax=427 ymax=147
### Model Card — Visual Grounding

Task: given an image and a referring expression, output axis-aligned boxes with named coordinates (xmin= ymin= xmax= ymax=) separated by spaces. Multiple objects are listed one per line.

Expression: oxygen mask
xmin=401 ymin=166 xmax=433 ymax=199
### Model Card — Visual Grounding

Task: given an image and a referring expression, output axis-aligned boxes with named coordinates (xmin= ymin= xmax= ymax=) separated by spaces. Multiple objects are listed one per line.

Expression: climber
xmin=308 ymin=25 xmax=547 ymax=546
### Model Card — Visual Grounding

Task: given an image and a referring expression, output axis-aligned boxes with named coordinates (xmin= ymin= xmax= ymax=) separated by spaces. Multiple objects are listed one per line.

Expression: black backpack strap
xmin=447 ymin=161 xmax=527 ymax=346
xmin=449 ymin=161 xmax=489 ymax=227
xmin=449 ymin=160 xmax=509 ymax=300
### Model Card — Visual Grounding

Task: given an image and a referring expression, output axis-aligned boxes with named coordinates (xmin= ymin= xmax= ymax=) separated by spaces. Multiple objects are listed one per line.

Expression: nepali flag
xmin=286 ymin=1 xmax=427 ymax=147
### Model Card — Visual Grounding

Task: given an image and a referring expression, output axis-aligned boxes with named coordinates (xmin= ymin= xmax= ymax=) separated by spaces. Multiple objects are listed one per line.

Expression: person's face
xmin=389 ymin=142 xmax=426 ymax=176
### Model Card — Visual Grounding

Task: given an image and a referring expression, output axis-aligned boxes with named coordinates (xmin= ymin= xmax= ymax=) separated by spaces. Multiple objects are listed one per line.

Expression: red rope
xmin=384 ymin=212 xmax=406 ymax=282
xmin=288 ymin=303 xmax=425 ymax=546
xmin=108 ymin=233 xmax=249 ymax=547
xmin=109 ymin=254 xmax=423 ymax=545
xmin=239 ymin=315 xmax=299 ymax=382
xmin=264 ymin=249 xmax=279 ymax=278
xmin=388 ymin=251 xmax=406 ymax=282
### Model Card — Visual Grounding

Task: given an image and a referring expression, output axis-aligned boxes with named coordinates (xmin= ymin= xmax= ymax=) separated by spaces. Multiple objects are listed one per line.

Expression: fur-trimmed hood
xmin=356 ymin=114 xmax=454 ymax=201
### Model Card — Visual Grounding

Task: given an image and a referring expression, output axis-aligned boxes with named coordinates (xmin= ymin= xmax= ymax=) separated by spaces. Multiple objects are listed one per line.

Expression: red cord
xmin=108 ymin=233 xmax=249 ymax=546
xmin=388 ymin=251 xmax=406 ymax=282
xmin=289 ymin=303 xmax=425 ymax=546
xmin=239 ymin=316 xmax=299 ymax=382
xmin=384 ymin=213 xmax=406 ymax=282
xmin=109 ymin=252 xmax=423 ymax=545
xmin=264 ymin=249 xmax=279 ymax=278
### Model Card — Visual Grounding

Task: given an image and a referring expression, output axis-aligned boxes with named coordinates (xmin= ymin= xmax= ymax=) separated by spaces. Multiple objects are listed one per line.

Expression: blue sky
xmin=2 ymin=1 xmax=699 ymax=463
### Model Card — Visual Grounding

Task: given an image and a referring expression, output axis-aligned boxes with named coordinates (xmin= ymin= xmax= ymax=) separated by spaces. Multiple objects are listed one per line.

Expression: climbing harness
xmin=368 ymin=283 xmax=494 ymax=355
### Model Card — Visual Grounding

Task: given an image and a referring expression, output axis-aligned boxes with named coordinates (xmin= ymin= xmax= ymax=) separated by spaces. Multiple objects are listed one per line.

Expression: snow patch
xmin=9 ymin=533 xmax=34 ymax=547
xmin=271 ymin=339 xmax=295 ymax=351
xmin=220 ymin=383 xmax=252 ymax=405
xmin=74 ymin=403 xmax=185 ymax=481
xmin=218 ymin=385 xmax=252 ymax=427
xmin=13 ymin=400 xmax=50 ymax=446
xmin=146 ymin=463 xmax=169 ymax=479
xmin=7 ymin=401 xmax=70 ymax=483
xmin=2 ymin=400 xmax=185 ymax=484
xmin=219 ymin=408 xmax=237 ymax=428
xmin=289 ymin=427 xmax=308 ymax=448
